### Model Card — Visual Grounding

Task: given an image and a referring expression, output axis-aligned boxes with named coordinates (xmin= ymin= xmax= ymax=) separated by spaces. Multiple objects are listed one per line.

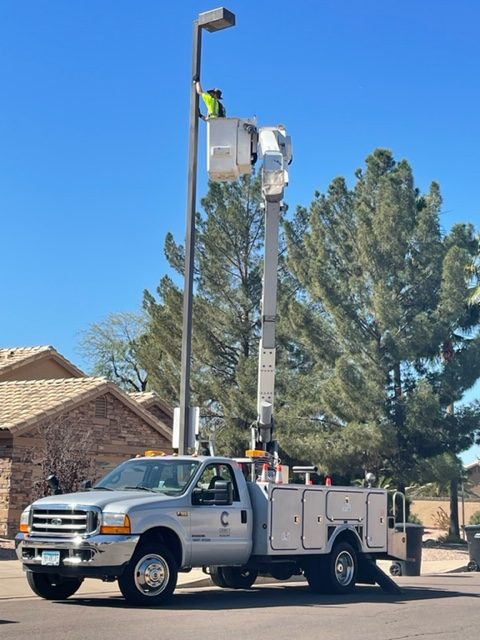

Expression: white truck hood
xmin=30 ymin=490 xmax=183 ymax=513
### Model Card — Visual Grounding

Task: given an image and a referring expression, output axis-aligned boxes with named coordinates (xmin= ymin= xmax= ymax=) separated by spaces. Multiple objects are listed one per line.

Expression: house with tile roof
xmin=129 ymin=391 xmax=173 ymax=429
xmin=0 ymin=348 xmax=173 ymax=537
xmin=466 ymin=460 xmax=480 ymax=497
xmin=0 ymin=346 xmax=85 ymax=381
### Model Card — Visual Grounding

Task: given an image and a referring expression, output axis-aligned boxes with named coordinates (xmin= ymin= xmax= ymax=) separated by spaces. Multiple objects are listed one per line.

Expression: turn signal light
xmin=19 ymin=508 xmax=30 ymax=533
xmin=100 ymin=514 xmax=131 ymax=535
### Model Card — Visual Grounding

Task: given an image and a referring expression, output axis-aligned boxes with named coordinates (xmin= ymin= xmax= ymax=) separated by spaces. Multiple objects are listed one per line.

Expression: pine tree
xmin=284 ymin=149 xmax=480 ymax=491
xmin=140 ymin=174 xmax=267 ymax=453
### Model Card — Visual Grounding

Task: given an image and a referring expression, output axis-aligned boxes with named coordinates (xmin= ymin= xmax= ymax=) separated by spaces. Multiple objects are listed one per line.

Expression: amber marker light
xmin=100 ymin=514 xmax=131 ymax=535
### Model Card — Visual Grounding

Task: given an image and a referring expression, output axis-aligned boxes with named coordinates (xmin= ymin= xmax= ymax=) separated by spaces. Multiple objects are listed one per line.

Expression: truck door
xmin=189 ymin=463 xmax=251 ymax=566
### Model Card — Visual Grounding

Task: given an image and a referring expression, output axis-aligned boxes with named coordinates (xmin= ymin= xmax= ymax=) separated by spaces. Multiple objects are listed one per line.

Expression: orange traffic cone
xmin=275 ymin=464 xmax=283 ymax=484
xmin=260 ymin=463 xmax=269 ymax=482
xmin=325 ymin=476 xmax=332 ymax=486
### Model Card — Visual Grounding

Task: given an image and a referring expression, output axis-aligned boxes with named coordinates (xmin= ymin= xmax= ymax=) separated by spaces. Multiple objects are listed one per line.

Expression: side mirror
xmin=47 ymin=474 xmax=62 ymax=495
xmin=192 ymin=480 xmax=233 ymax=506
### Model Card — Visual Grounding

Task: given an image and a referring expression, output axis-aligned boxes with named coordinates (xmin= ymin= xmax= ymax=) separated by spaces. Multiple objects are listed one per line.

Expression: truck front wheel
xmin=26 ymin=571 xmax=83 ymax=600
xmin=118 ymin=544 xmax=177 ymax=605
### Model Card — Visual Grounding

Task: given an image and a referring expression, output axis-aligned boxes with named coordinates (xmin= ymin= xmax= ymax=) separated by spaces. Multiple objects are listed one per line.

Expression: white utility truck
xmin=15 ymin=118 xmax=408 ymax=605
xmin=16 ymin=453 xmax=407 ymax=605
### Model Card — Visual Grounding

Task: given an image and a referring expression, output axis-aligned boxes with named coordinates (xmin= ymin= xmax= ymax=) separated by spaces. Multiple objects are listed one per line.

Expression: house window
xmin=95 ymin=396 xmax=107 ymax=418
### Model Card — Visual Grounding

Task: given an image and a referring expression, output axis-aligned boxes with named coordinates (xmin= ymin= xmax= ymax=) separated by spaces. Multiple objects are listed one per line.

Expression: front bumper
xmin=15 ymin=532 xmax=140 ymax=577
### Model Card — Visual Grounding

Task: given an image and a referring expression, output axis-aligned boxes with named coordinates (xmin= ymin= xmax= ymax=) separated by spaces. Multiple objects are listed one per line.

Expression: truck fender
xmin=326 ymin=526 xmax=362 ymax=555
xmin=130 ymin=513 xmax=190 ymax=568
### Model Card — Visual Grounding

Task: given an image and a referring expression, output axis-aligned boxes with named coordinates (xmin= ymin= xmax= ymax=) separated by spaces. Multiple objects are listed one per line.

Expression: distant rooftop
xmin=0 ymin=377 xmax=172 ymax=439
xmin=0 ymin=346 xmax=85 ymax=377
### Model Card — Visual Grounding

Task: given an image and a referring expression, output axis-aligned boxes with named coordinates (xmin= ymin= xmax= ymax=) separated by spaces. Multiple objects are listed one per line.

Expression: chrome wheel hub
xmin=134 ymin=554 xmax=170 ymax=596
xmin=335 ymin=551 xmax=354 ymax=586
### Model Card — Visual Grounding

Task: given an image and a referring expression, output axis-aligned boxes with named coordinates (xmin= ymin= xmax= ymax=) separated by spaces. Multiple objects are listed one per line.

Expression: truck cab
xmin=16 ymin=455 xmax=253 ymax=604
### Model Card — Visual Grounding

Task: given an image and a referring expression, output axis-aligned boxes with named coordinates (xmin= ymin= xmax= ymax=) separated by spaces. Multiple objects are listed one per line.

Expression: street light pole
xmin=178 ymin=8 xmax=236 ymax=455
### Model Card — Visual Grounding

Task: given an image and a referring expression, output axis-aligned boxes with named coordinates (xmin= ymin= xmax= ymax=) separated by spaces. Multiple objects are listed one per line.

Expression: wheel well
xmin=138 ymin=527 xmax=183 ymax=568
xmin=330 ymin=528 xmax=361 ymax=553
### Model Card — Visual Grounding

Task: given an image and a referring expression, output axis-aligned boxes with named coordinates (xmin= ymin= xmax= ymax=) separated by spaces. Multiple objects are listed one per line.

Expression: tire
xmin=390 ymin=562 xmax=402 ymax=577
xmin=269 ymin=565 xmax=294 ymax=581
xmin=26 ymin=571 xmax=83 ymax=600
xmin=304 ymin=555 xmax=328 ymax=593
xmin=325 ymin=542 xmax=357 ymax=594
xmin=219 ymin=566 xmax=258 ymax=589
xmin=305 ymin=542 xmax=357 ymax=595
xmin=209 ymin=566 xmax=229 ymax=588
xmin=467 ymin=560 xmax=479 ymax=572
xmin=118 ymin=544 xmax=177 ymax=606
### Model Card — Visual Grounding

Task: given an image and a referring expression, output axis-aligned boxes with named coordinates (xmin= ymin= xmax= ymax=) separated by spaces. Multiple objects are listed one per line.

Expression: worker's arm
xmin=195 ymin=80 xmax=204 ymax=96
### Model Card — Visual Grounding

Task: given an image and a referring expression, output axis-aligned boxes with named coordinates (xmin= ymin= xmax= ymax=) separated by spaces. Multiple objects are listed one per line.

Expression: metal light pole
xmin=178 ymin=7 xmax=236 ymax=454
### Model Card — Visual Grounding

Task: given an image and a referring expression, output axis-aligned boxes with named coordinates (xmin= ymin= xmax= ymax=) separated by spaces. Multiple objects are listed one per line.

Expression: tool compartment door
xmin=270 ymin=487 xmax=302 ymax=551
xmin=366 ymin=491 xmax=387 ymax=549
xmin=325 ymin=489 xmax=365 ymax=521
xmin=302 ymin=489 xmax=326 ymax=550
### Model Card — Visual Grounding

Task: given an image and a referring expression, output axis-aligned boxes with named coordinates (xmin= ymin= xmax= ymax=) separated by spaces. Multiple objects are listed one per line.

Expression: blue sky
xmin=2 ymin=0 xmax=480 ymax=462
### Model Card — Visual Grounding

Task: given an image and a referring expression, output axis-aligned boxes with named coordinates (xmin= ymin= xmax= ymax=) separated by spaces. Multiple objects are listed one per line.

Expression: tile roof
xmin=0 ymin=346 xmax=50 ymax=368
xmin=128 ymin=391 xmax=173 ymax=416
xmin=0 ymin=346 xmax=85 ymax=377
xmin=0 ymin=378 xmax=172 ymax=439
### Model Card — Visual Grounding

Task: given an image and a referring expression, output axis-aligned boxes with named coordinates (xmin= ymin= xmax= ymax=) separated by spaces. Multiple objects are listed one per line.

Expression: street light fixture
xmin=178 ymin=7 xmax=236 ymax=455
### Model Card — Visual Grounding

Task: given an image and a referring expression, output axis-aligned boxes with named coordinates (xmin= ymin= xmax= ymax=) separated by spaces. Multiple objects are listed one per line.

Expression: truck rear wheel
xmin=220 ymin=566 xmax=258 ymax=589
xmin=325 ymin=542 xmax=357 ymax=594
xmin=209 ymin=567 xmax=229 ymax=588
xmin=305 ymin=542 xmax=357 ymax=595
xmin=26 ymin=571 xmax=83 ymax=600
xmin=118 ymin=543 xmax=177 ymax=605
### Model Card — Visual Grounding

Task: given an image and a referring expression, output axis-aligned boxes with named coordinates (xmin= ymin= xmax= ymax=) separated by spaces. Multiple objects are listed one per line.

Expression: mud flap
xmin=357 ymin=556 xmax=402 ymax=594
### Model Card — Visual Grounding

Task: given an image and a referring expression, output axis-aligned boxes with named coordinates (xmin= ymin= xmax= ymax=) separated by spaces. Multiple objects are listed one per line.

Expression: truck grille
xmin=30 ymin=507 xmax=100 ymax=537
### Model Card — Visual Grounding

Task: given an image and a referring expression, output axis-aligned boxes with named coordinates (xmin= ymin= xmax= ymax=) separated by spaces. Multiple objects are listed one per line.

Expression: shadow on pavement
xmin=56 ymin=581 xmax=480 ymax=612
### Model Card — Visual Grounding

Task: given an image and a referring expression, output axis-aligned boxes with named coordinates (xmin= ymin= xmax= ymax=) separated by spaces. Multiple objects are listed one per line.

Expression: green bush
xmin=408 ymin=513 xmax=423 ymax=525
xmin=432 ymin=506 xmax=449 ymax=531
xmin=468 ymin=511 xmax=480 ymax=525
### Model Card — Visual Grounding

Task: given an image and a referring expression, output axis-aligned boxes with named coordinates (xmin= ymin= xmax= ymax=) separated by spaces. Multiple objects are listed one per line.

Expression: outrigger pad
xmin=357 ymin=556 xmax=402 ymax=594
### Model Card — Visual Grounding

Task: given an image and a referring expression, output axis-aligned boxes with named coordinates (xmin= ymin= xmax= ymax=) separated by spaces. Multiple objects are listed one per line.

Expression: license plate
xmin=41 ymin=551 xmax=60 ymax=566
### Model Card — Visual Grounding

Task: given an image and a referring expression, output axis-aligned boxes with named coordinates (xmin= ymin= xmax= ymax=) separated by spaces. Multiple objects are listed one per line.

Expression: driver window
xmin=197 ymin=463 xmax=239 ymax=501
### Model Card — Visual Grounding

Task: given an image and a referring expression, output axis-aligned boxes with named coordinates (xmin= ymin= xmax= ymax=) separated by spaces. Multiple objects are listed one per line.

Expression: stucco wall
xmin=0 ymin=359 xmax=79 ymax=382
xmin=411 ymin=497 xmax=480 ymax=529
xmin=1 ymin=393 xmax=173 ymax=537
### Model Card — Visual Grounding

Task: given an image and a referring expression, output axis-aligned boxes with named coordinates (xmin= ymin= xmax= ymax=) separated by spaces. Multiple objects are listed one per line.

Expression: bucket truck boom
xmin=252 ymin=126 xmax=292 ymax=452
xmin=206 ymin=117 xmax=292 ymax=454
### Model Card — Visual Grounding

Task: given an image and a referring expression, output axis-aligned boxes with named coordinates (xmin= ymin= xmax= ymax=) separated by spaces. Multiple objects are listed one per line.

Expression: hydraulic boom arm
xmin=252 ymin=126 xmax=292 ymax=453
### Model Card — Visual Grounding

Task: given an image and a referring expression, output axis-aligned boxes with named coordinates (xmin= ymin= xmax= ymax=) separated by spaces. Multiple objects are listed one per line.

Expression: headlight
xmin=19 ymin=507 xmax=31 ymax=533
xmin=100 ymin=513 xmax=131 ymax=535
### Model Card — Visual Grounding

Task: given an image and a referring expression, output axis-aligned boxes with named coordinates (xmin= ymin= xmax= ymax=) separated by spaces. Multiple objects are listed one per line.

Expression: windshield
xmin=94 ymin=459 xmax=200 ymax=496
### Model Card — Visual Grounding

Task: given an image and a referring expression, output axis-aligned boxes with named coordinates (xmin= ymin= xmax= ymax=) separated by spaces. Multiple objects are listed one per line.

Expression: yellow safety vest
xmin=201 ymin=92 xmax=226 ymax=118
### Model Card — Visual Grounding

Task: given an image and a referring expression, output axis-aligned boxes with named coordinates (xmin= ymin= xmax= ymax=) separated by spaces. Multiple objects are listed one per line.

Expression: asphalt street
xmin=0 ymin=573 xmax=479 ymax=640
